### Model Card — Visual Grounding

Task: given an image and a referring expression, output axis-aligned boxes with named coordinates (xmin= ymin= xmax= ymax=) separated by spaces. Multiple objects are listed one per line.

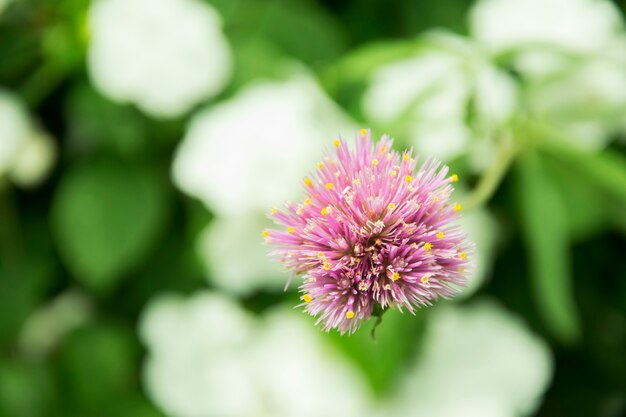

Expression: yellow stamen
xmin=388 ymin=203 xmax=396 ymax=210
xmin=326 ymin=182 xmax=334 ymax=190
xmin=270 ymin=208 xmax=277 ymax=215
xmin=424 ymin=242 xmax=433 ymax=251
xmin=421 ymin=276 xmax=429 ymax=284
xmin=437 ymin=232 xmax=445 ymax=239
xmin=405 ymin=175 xmax=413 ymax=183
xmin=391 ymin=272 xmax=400 ymax=281
xmin=333 ymin=139 xmax=340 ymax=147
xmin=304 ymin=177 xmax=312 ymax=187
xmin=296 ymin=207 xmax=304 ymax=215
xmin=346 ymin=310 xmax=355 ymax=319
xmin=433 ymin=197 xmax=439 ymax=203
xmin=317 ymin=162 xmax=324 ymax=169
xmin=403 ymin=153 xmax=410 ymax=162
xmin=372 ymin=159 xmax=379 ymax=166
xmin=353 ymin=178 xmax=361 ymax=186
xmin=304 ymin=198 xmax=311 ymax=206
xmin=390 ymin=170 xmax=397 ymax=177
xmin=323 ymin=263 xmax=331 ymax=271
xmin=321 ymin=206 xmax=331 ymax=216
xmin=454 ymin=203 xmax=462 ymax=211
xmin=451 ymin=174 xmax=459 ymax=182
xmin=287 ymin=227 xmax=295 ymax=234
xmin=303 ymin=294 xmax=312 ymax=303
xmin=460 ymin=252 xmax=467 ymax=260
xmin=262 ymin=230 xmax=270 ymax=238
xmin=381 ymin=146 xmax=387 ymax=153
xmin=317 ymin=252 xmax=325 ymax=259
xmin=360 ymin=128 xmax=367 ymax=136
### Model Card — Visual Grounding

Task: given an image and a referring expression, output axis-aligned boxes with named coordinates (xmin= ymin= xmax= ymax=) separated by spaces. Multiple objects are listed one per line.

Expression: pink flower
xmin=265 ymin=130 xmax=472 ymax=334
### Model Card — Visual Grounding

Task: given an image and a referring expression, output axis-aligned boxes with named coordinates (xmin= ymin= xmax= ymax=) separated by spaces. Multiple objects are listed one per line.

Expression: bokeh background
xmin=1 ymin=0 xmax=626 ymax=416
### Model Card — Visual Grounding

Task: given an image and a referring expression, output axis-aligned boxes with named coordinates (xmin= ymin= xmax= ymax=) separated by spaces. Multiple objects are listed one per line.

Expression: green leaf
xmin=327 ymin=309 xmax=425 ymax=396
xmin=539 ymin=135 xmax=626 ymax=208
xmin=516 ymin=151 xmax=581 ymax=344
xmin=57 ymin=323 xmax=138 ymax=413
xmin=51 ymin=159 xmax=168 ymax=293
xmin=0 ymin=361 xmax=53 ymax=417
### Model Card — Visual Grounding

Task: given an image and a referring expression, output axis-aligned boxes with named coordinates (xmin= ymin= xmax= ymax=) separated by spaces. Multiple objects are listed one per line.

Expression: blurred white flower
xmin=140 ymin=291 xmax=371 ymax=417
xmin=196 ymin=213 xmax=286 ymax=295
xmin=173 ymin=74 xmax=355 ymax=216
xmin=87 ymin=0 xmax=232 ymax=118
xmin=379 ymin=300 xmax=553 ymax=417
xmin=455 ymin=206 xmax=499 ymax=298
xmin=172 ymin=73 xmax=354 ymax=294
xmin=0 ymin=90 xmax=56 ymax=187
xmin=363 ymin=33 xmax=518 ymax=166
xmin=470 ymin=0 xmax=624 ymax=56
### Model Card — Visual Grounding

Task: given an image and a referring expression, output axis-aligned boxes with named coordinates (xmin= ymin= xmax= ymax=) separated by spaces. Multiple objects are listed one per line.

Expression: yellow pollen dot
xmin=296 ymin=207 xmax=304 ymax=215
xmin=317 ymin=162 xmax=324 ymax=169
xmin=451 ymin=174 xmax=459 ymax=182
xmin=388 ymin=203 xmax=396 ymax=210
xmin=437 ymin=232 xmax=445 ymax=239
xmin=390 ymin=170 xmax=397 ymax=177
xmin=303 ymin=294 xmax=313 ymax=303
xmin=433 ymin=197 xmax=439 ymax=203
xmin=326 ymin=182 xmax=334 ymax=190
xmin=403 ymin=153 xmax=410 ymax=162
xmin=270 ymin=208 xmax=277 ymax=215
xmin=421 ymin=276 xmax=429 ymax=284
xmin=304 ymin=177 xmax=312 ymax=186
xmin=353 ymin=178 xmax=361 ymax=186
xmin=405 ymin=175 xmax=413 ymax=183
xmin=454 ymin=203 xmax=462 ymax=211
xmin=346 ymin=310 xmax=355 ymax=319
xmin=317 ymin=252 xmax=325 ymax=258
xmin=372 ymin=159 xmax=379 ymax=166
xmin=333 ymin=139 xmax=340 ymax=147
xmin=323 ymin=263 xmax=331 ymax=271
xmin=424 ymin=242 xmax=433 ymax=251
xmin=287 ymin=227 xmax=295 ymax=234
xmin=321 ymin=208 xmax=328 ymax=216
xmin=460 ymin=252 xmax=467 ymax=260
xmin=262 ymin=230 xmax=270 ymax=238
xmin=304 ymin=198 xmax=311 ymax=206
xmin=360 ymin=128 xmax=367 ymax=135
xmin=381 ymin=146 xmax=387 ymax=153
xmin=391 ymin=272 xmax=400 ymax=281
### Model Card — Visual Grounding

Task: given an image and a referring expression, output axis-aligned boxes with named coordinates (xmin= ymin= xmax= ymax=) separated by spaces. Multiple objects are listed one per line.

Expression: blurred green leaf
xmin=51 ymin=159 xmax=168 ymax=293
xmin=539 ymin=135 xmax=626 ymax=208
xmin=543 ymin=157 xmax=607 ymax=241
xmin=57 ymin=323 xmax=138 ymax=414
xmin=516 ymin=151 xmax=581 ymax=344
xmin=0 ymin=360 xmax=53 ymax=417
xmin=260 ymin=0 xmax=347 ymax=66
xmin=328 ymin=309 xmax=425 ymax=396
xmin=65 ymin=84 xmax=149 ymax=157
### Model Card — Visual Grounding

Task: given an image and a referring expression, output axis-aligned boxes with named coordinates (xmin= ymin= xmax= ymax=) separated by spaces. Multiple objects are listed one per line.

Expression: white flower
xmin=378 ymin=300 xmax=553 ymax=417
xmin=196 ymin=213 xmax=286 ymax=295
xmin=470 ymin=0 xmax=624 ymax=56
xmin=87 ymin=0 xmax=232 ymax=118
xmin=173 ymin=73 xmax=355 ymax=216
xmin=363 ymin=33 xmax=518 ymax=166
xmin=455 ymin=206 xmax=499 ymax=298
xmin=140 ymin=291 xmax=371 ymax=417
xmin=0 ymin=90 xmax=56 ymax=187
xmin=172 ymin=73 xmax=354 ymax=294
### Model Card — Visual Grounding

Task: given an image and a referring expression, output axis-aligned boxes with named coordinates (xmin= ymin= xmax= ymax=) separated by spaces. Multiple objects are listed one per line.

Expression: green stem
xmin=462 ymin=140 xmax=519 ymax=211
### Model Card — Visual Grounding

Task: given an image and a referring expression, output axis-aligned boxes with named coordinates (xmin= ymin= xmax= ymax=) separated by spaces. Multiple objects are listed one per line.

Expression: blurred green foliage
xmin=0 ymin=0 xmax=625 ymax=416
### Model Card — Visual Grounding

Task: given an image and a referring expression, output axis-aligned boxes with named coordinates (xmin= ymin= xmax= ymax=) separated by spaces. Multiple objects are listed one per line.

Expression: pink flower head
xmin=265 ymin=129 xmax=472 ymax=334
